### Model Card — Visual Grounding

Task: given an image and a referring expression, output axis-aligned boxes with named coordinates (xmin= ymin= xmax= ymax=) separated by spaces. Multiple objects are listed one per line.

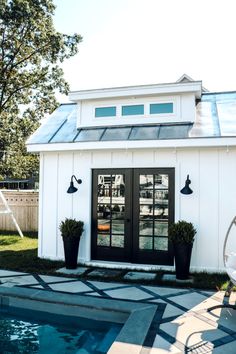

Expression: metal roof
xmin=27 ymin=91 xmax=236 ymax=145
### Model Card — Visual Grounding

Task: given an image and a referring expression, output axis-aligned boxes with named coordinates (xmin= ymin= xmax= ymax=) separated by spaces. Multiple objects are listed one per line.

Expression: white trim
xmin=77 ymin=102 xmax=81 ymax=127
xmin=27 ymin=137 xmax=236 ymax=153
xmin=69 ymin=81 xmax=202 ymax=101
xmin=38 ymin=153 xmax=44 ymax=258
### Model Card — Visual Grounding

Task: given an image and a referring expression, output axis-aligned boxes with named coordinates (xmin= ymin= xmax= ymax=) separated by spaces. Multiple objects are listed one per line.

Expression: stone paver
xmin=49 ymin=280 xmax=92 ymax=293
xmin=145 ymin=285 xmax=188 ymax=297
xmin=87 ymin=269 xmax=123 ymax=278
xmin=161 ymin=303 xmax=185 ymax=319
xmin=169 ymin=291 xmax=210 ymax=310
xmin=0 ymin=275 xmax=38 ymax=287
xmin=160 ymin=314 xmax=227 ymax=347
xmin=88 ymin=280 xmax=127 ymax=290
xmin=162 ymin=273 xmax=194 ymax=283
xmin=56 ymin=266 xmax=88 ymax=276
xmin=0 ymin=270 xmax=27 ymax=276
xmin=213 ymin=340 xmax=236 ymax=353
xmin=151 ymin=335 xmax=182 ymax=353
xmin=124 ymin=271 xmax=156 ymax=281
xmin=105 ymin=286 xmax=152 ymax=301
xmin=40 ymin=275 xmax=78 ymax=283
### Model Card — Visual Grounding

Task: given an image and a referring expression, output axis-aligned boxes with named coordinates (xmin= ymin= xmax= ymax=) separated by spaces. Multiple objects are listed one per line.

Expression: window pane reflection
xmin=154 ymin=237 xmax=168 ymax=251
xmin=140 ymin=175 xmax=153 ymax=188
xmin=139 ymin=190 xmax=153 ymax=205
xmin=154 ymin=205 xmax=168 ymax=218
xmin=155 ymin=190 xmax=168 ymax=201
xmin=139 ymin=237 xmax=153 ymax=250
xmin=97 ymin=205 xmax=111 ymax=219
xmin=111 ymin=220 xmax=124 ymax=234
xmin=140 ymin=205 xmax=153 ymax=218
xmin=155 ymin=174 xmax=168 ymax=188
xmin=112 ymin=235 xmax=124 ymax=248
xmin=97 ymin=234 xmax=110 ymax=247
xmin=139 ymin=221 xmax=153 ymax=236
xmin=154 ymin=222 xmax=168 ymax=236
xmin=97 ymin=220 xmax=110 ymax=233
xmin=112 ymin=205 xmax=125 ymax=219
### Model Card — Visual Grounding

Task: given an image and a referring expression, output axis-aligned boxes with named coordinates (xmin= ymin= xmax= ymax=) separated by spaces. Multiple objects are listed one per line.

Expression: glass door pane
xmin=133 ymin=168 xmax=174 ymax=265
xmin=97 ymin=174 xmax=125 ymax=248
xmin=92 ymin=169 xmax=131 ymax=263
xmin=138 ymin=174 xmax=169 ymax=251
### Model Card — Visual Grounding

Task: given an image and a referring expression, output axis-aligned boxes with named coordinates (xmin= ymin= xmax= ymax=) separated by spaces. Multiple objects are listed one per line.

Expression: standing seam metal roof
xmin=27 ymin=91 xmax=236 ymax=145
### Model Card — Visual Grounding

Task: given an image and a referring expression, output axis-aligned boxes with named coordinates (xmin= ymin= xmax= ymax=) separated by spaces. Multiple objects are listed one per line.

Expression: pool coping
xmin=0 ymin=285 xmax=161 ymax=354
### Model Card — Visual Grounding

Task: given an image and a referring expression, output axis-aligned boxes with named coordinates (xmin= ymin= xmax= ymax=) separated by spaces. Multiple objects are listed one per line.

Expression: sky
xmin=53 ymin=0 xmax=236 ymax=97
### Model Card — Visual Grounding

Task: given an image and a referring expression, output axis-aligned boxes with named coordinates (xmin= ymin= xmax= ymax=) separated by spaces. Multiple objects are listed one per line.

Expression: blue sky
xmin=53 ymin=0 xmax=236 ymax=94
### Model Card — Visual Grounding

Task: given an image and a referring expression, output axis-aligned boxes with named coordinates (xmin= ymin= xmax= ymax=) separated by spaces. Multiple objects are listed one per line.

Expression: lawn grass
xmin=0 ymin=234 xmax=64 ymax=274
xmin=0 ymin=233 xmax=234 ymax=291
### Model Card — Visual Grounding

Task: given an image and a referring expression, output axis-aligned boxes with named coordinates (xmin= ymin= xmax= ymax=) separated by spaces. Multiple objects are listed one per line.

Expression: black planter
xmin=62 ymin=237 xmax=80 ymax=269
xmin=173 ymin=243 xmax=193 ymax=280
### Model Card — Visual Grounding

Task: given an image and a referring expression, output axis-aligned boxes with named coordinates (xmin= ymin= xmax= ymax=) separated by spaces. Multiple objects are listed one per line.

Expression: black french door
xmin=91 ymin=168 xmax=174 ymax=265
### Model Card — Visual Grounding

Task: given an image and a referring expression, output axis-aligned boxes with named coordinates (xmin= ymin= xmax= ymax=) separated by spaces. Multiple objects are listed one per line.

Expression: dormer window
xmin=95 ymin=106 xmax=116 ymax=117
xmin=150 ymin=103 xmax=173 ymax=114
xmin=122 ymin=104 xmax=144 ymax=116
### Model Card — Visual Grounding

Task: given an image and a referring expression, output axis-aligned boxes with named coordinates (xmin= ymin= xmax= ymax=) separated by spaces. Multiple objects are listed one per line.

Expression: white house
xmin=27 ymin=75 xmax=236 ymax=272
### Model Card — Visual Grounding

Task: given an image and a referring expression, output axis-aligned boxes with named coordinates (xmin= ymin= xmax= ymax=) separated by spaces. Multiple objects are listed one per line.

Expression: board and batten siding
xmin=38 ymin=147 xmax=236 ymax=272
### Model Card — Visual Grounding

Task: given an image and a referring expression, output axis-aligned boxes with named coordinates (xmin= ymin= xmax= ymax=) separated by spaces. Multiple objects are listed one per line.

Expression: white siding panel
xmin=74 ymin=152 xmax=92 ymax=262
xmin=154 ymin=149 xmax=177 ymax=167
xmin=92 ymin=151 xmax=112 ymax=167
xmin=111 ymin=151 xmax=133 ymax=167
xmin=41 ymin=153 xmax=58 ymax=259
xmin=181 ymin=94 xmax=196 ymax=122
xmin=198 ymin=150 xmax=219 ymax=270
xmin=132 ymin=150 xmax=155 ymax=166
xmin=56 ymin=153 xmax=74 ymax=259
xmin=177 ymin=149 xmax=200 ymax=268
xmin=218 ymin=149 xmax=236 ymax=269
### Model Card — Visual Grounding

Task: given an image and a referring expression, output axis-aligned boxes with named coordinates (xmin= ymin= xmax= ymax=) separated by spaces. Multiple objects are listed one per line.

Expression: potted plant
xmin=169 ymin=220 xmax=197 ymax=280
xmin=59 ymin=218 xmax=84 ymax=269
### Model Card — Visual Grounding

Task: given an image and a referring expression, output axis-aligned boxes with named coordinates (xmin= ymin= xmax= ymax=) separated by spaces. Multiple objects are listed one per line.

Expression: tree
xmin=0 ymin=0 xmax=82 ymax=180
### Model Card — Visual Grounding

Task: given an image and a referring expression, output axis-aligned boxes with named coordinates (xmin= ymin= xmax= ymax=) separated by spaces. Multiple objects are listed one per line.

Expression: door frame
xmin=91 ymin=168 xmax=175 ymax=265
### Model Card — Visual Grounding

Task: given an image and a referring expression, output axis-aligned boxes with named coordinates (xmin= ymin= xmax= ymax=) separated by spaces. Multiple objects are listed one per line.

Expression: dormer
xmin=69 ymin=79 xmax=202 ymax=129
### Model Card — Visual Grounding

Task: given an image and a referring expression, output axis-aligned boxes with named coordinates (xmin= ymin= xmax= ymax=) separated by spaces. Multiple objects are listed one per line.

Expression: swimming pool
xmin=0 ymin=285 xmax=160 ymax=353
xmin=0 ymin=308 xmax=121 ymax=353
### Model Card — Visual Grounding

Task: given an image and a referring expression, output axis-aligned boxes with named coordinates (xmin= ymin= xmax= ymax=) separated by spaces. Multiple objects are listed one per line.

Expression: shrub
xmin=169 ymin=220 xmax=196 ymax=244
xmin=59 ymin=218 xmax=84 ymax=238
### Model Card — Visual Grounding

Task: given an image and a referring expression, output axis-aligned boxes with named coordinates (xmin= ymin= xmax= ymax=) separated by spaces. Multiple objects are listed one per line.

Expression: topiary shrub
xmin=59 ymin=218 xmax=84 ymax=238
xmin=169 ymin=220 xmax=196 ymax=244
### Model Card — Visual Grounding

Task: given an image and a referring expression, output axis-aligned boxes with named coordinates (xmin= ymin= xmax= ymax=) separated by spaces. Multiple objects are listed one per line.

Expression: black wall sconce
xmin=67 ymin=175 xmax=82 ymax=194
xmin=180 ymin=174 xmax=193 ymax=195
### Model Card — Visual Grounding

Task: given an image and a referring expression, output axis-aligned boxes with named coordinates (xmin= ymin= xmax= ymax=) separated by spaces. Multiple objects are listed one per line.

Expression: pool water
xmin=0 ymin=311 xmax=121 ymax=354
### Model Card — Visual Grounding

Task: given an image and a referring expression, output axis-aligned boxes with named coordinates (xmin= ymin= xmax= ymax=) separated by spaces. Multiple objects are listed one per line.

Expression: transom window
xmin=94 ymin=102 xmax=174 ymax=118
xmin=150 ymin=103 xmax=173 ymax=114
xmin=95 ymin=106 xmax=116 ymax=117
xmin=122 ymin=105 xmax=144 ymax=116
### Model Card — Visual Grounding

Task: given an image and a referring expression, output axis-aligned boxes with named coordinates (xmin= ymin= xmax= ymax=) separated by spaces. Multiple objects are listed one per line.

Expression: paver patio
xmin=0 ymin=269 xmax=235 ymax=353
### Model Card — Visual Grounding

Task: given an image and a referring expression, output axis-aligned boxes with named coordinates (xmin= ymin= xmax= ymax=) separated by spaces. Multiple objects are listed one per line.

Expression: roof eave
xmin=69 ymin=81 xmax=202 ymax=101
xmin=27 ymin=136 xmax=236 ymax=153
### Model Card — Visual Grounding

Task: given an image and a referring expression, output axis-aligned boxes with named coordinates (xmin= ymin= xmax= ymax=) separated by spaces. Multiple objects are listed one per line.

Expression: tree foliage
xmin=0 ymin=0 xmax=82 ymax=180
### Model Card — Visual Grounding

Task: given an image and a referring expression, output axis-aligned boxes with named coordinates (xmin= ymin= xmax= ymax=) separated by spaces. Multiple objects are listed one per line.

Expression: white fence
xmin=0 ymin=190 xmax=38 ymax=232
